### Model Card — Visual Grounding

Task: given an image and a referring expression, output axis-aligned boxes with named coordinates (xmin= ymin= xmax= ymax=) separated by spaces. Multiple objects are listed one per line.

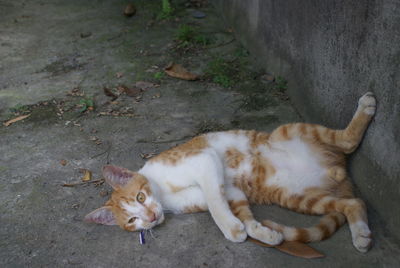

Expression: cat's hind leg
xmin=319 ymin=197 xmax=372 ymax=253
xmin=272 ymin=191 xmax=372 ymax=252
xmin=226 ymin=186 xmax=283 ymax=245
xmin=269 ymin=92 xmax=376 ymax=154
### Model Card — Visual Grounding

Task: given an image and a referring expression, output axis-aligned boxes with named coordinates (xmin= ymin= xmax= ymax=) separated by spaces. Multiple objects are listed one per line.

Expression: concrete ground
xmin=1 ymin=0 xmax=399 ymax=267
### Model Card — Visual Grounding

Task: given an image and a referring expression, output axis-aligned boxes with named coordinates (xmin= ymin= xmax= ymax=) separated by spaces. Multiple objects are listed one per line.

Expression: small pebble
xmin=192 ymin=10 xmax=206 ymax=19
xmin=80 ymin=32 xmax=92 ymax=38
xmin=124 ymin=3 xmax=136 ymax=17
xmin=99 ymin=190 xmax=108 ymax=197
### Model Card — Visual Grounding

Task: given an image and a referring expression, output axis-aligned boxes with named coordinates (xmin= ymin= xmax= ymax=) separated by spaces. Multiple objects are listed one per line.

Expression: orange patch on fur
xmin=183 ymin=205 xmax=207 ymax=213
xmin=150 ymin=135 xmax=208 ymax=165
xmin=225 ymin=147 xmax=245 ymax=168
xmin=166 ymin=182 xmax=185 ymax=193
xmin=229 ymin=200 xmax=253 ymax=221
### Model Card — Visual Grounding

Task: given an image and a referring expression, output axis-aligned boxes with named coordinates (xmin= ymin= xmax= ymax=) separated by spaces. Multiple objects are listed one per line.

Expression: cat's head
xmin=84 ymin=165 xmax=164 ymax=231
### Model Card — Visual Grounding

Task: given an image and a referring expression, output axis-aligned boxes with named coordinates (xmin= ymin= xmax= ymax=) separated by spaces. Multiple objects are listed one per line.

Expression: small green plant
xmin=274 ymin=76 xmax=288 ymax=92
xmin=213 ymin=75 xmax=233 ymax=88
xmin=154 ymin=71 xmax=165 ymax=80
xmin=9 ymin=104 xmax=30 ymax=114
xmin=158 ymin=0 xmax=174 ymax=19
xmin=78 ymin=98 xmax=94 ymax=113
xmin=206 ymin=58 xmax=234 ymax=88
xmin=176 ymin=24 xmax=211 ymax=47
xmin=234 ymin=46 xmax=250 ymax=58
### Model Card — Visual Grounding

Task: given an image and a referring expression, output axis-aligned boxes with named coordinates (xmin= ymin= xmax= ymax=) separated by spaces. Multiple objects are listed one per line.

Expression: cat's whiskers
xmin=148 ymin=229 xmax=156 ymax=239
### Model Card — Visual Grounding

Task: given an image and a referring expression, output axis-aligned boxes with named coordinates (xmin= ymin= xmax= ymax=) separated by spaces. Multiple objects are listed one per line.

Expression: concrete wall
xmin=215 ymin=0 xmax=400 ymax=241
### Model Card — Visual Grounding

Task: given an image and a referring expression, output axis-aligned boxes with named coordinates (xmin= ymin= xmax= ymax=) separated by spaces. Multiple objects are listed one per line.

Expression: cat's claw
xmin=246 ymin=221 xmax=283 ymax=246
xmin=358 ymin=92 xmax=376 ymax=116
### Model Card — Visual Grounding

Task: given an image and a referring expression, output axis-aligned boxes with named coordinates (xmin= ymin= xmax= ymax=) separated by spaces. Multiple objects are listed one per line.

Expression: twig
xmin=62 ymin=179 xmax=104 ymax=187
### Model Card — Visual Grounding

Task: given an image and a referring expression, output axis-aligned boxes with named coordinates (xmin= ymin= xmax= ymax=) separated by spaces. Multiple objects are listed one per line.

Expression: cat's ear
xmin=84 ymin=206 xmax=117 ymax=225
xmin=102 ymin=165 xmax=135 ymax=190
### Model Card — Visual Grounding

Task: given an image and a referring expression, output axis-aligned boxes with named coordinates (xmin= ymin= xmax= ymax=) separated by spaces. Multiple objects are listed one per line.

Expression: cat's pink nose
xmin=149 ymin=213 xmax=156 ymax=223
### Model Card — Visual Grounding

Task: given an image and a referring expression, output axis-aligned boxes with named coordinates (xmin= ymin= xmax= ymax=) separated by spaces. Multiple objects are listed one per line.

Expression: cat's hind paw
xmin=358 ymin=92 xmax=376 ymax=116
xmin=246 ymin=221 xmax=283 ymax=246
xmin=352 ymin=222 xmax=372 ymax=253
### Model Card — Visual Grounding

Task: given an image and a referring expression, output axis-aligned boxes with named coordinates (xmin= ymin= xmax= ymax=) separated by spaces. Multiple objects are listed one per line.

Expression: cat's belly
xmin=263 ymin=137 xmax=327 ymax=195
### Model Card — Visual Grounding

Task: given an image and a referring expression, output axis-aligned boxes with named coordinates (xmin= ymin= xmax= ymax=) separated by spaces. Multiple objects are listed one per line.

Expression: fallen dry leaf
xmin=80 ymin=169 xmax=92 ymax=182
xmin=164 ymin=63 xmax=199 ymax=81
xmin=67 ymin=88 xmax=84 ymax=97
xmin=103 ymin=87 xmax=118 ymax=100
xmin=120 ymin=85 xmax=142 ymax=97
xmin=60 ymin=159 xmax=68 ymax=166
xmin=248 ymin=238 xmax=324 ymax=259
xmin=3 ymin=114 xmax=31 ymax=127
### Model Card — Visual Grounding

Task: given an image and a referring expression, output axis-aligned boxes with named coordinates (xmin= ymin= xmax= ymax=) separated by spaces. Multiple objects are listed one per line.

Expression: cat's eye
xmin=128 ymin=217 xmax=137 ymax=223
xmin=136 ymin=192 xmax=146 ymax=203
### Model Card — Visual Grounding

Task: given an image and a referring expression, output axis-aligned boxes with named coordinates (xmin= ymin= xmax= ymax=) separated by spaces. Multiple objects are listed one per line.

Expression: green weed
xmin=157 ymin=0 xmax=174 ymax=19
xmin=274 ymin=76 xmax=288 ymax=92
xmin=78 ymin=98 xmax=94 ymax=113
xmin=9 ymin=104 xmax=30 ymax=115
xmin=176 ymin=24 xmax=211 ymax=47
xmin=206 ymin=58 xmax=235 ymax=88
xmin=154 ymin=71 xmax=165 ymax=80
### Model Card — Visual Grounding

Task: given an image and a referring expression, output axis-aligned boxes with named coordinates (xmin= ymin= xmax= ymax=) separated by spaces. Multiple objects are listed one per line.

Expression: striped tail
xmin=262 ymin=212 xmax=346 ymax=243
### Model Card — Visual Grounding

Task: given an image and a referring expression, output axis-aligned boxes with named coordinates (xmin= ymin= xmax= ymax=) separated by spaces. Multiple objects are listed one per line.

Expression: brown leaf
xmin=80 ymin=169 xmax=92 ymax=182
xmin=3 ymin=114 xmax=31 ymax=126
xmin=248 ymin=238 xmax=325 ymax=259
xmin=125 ymin=87 xmax=142 ymax=97
xmin=103 ymin=87 xmax=118 ymax=100
xmin=67 ymin=88 xmax=84 ymax=96
xmin=60 ymin=159 xmax=68 ymax=166
xmin=164 ymin=63 xmax=199 ymax=81
xmin=117 ymin=85 xmax=142 ymax=97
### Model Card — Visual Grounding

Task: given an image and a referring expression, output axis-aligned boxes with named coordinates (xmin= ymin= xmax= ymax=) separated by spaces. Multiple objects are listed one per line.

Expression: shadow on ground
xmin=1 ymin=0 xmax=399 ymax=267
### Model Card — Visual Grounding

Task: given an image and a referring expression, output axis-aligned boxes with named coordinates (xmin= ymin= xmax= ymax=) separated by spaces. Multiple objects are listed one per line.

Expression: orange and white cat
xmin=85 ymin=92 xmax=376 ymax=253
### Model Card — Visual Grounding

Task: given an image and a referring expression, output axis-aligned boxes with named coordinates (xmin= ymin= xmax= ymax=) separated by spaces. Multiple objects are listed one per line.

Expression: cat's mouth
xmin=143 ymin=211 xmax=164 ymax=230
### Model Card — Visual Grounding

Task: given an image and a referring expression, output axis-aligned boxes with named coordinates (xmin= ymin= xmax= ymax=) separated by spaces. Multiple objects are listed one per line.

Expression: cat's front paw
xmin=358 ymin=92 xmax=376 ymax=116
xmin=246 ymin=221 xmax=283 ymax=246
xmin=222 ymin=218 xmax=247 ymax=243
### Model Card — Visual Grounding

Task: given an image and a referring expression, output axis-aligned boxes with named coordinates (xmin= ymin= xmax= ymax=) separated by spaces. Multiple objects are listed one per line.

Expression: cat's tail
xmin=261 ymin=212 xmax=346 ymax=243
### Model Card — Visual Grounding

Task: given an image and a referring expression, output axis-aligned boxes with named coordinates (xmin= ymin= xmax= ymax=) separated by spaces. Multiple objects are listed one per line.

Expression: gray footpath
xmin=1 ymin=0 xmax=399 ymax=267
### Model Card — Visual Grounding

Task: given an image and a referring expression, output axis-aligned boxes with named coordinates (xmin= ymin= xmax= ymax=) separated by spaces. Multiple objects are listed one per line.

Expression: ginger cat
xmin=85 ymin=92 xmax=376 ymax=253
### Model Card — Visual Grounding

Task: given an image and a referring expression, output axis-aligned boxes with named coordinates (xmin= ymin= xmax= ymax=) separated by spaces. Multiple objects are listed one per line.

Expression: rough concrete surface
xmin=1 ymin=0 xmax=399 ymax=267
xmin=216 ymin=0 xmax=400 ymax=246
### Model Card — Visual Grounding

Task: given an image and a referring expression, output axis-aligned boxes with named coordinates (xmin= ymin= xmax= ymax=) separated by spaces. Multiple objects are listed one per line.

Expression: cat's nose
xmin=149 ymin=212 xmax=156 ymax=223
